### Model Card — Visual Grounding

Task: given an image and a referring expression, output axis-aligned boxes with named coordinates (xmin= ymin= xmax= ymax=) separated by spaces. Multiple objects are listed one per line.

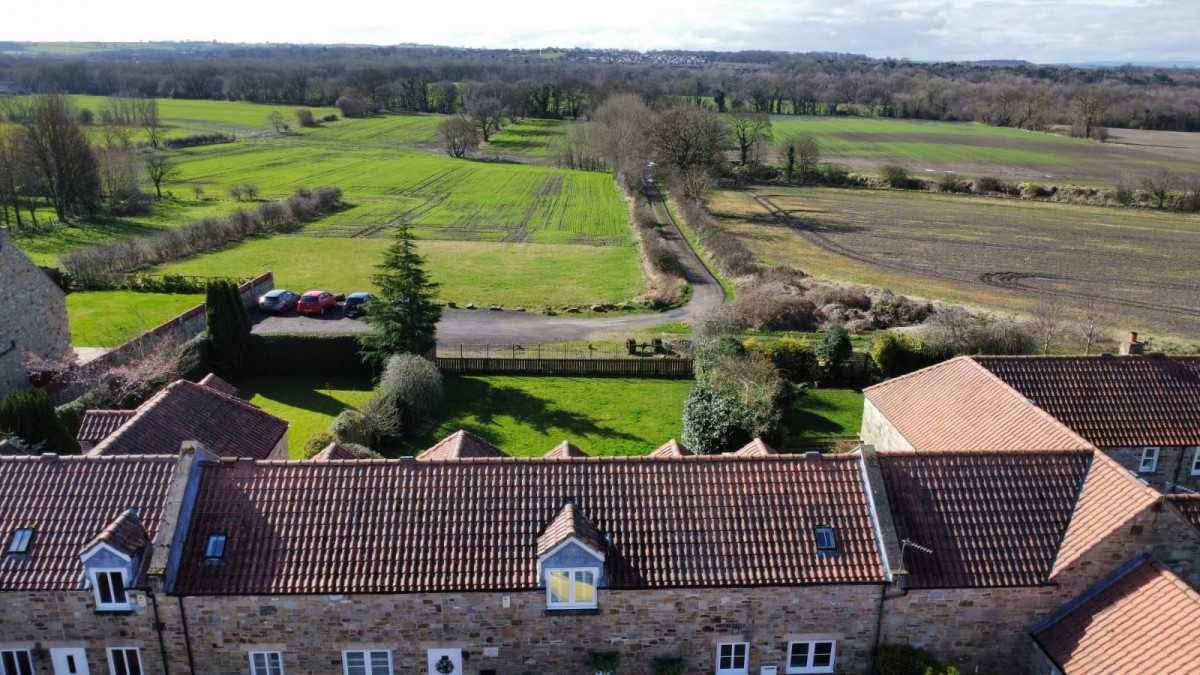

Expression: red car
xmin=296 ymin=290 xmax=336 ymax=316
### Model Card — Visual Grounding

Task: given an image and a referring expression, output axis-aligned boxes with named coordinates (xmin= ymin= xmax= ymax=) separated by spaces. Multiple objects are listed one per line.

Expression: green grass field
xmin=239 ymin=376 xmax=376 ymax=458
xmin=787 ymin=388 xmax=864 ymax=437
xmin=767 ymin=116 xmax=1200 ymax=184
xmin=484 ymin=119 xmax=567 ymax=157
xmin=65 ymin=291 xmax=204 ymax=346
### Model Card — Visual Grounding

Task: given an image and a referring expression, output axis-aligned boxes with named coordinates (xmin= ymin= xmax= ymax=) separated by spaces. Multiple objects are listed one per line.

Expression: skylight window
xmin=205 ymin=534 xmax=227 ymax=560
xmin=815 ymin=526 xmax=837 ymax=555
xmin=7 ymin=528 xmax=33 ymax=555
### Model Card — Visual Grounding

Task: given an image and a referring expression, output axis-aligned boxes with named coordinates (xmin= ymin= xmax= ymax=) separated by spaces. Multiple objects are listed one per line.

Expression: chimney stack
xmin=1120 ymin=331 xmax=1144 ymax=355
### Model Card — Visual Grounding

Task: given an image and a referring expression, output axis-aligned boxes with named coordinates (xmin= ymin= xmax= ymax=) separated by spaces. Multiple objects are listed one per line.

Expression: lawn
xmin=766 ymin=116 xmax=1200 ymax=184
xmin=484 ymin=119 xmax=568 ymax=157
xmin=712 ymin=186 xmax=1200 ymax=339
xmin=786 ymin=388 xmax=864 ymax=438
xmin=66 ymin=290 xmax=204 ymax=346
xmin=238 ymin=376 xmax=376 ymax=458
xmin=404 ymin=375 xmax=693 ymax=457
xmin=151 ymin=236 xmax=643 ymax=308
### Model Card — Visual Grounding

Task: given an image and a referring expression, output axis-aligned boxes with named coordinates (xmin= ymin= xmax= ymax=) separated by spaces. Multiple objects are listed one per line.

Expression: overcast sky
xmin=4 ymin=0 xmax=1197 ymax=64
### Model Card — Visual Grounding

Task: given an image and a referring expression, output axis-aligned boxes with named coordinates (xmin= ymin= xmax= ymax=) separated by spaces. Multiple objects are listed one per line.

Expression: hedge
xmin=247 ymin=333 xmax=375 ymax=378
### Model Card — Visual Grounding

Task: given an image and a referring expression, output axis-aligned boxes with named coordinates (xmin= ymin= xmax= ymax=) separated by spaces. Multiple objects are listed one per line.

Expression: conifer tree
xmin=205 ymin=279 xmax=252 ymax=378
xmin=359 ymin=223 xmax=442 ymax=366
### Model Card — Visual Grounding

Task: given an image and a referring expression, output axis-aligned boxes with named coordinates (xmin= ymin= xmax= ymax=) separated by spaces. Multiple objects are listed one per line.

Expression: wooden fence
xmin=436 ymin=357 xmax=694 ymax=379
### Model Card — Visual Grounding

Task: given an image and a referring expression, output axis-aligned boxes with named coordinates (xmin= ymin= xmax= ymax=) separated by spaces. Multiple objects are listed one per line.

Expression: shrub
xmin=936 ymin=173 xmax=969 ymax=193
xmin=920 ymin=307 xmax=1037 ymax=359
xmin=586 ymin=652 xmax=621 ymax=674
xmin=322 ymin=114 xmax=339 ymax=123
xmin=303 ymin=430 xmax=339 ymax=458
xmin=765 ymin=336 xmax=816 ymax=381
xmin=691 ymin=335 xmax=746 ymax=379
xmin=813 ymin=326 xmax=853 ymax=375
xmin=335 ymin=94 xmax=370 ymax=118
xmin=379 ymin=354 xmax=444 ymax=433
xmin=248 ymin=333 xmax=373 ymax=378
xmin=664 ymin=173 xmax=759 ymax=277
xmin=163 ymin=132 xmax=234 ymax=149
xmin=806 ymin=284 xmax=871 ymax=311
xmin=870 ymin=332 xmax=928 ymax=379
xmin=879 ymin=164 xmax=911 ymax=189
xmin=682 ymin=382 xmax=751 ymax=455
xmin=705 ymin=352 xmax=790 ymax=441
xmin=294 ymin=108 xmax=317 ymax=127
xmin=733 ymin=288 xmax=818 ymax=331
xmin=974 ymin=176 xmax=1009 ymax=194
xmin=338 ymin=442 xmax=383 ymax=459
xmin=872 ymin=644 xmax=945 ymax=675
xmin=0 ymin=389 xmax=80 ymax=455
xmin=651 ymin=658 xmax=686 ymax=675
xmin=330 ymin=409 xmax=371 ymax=445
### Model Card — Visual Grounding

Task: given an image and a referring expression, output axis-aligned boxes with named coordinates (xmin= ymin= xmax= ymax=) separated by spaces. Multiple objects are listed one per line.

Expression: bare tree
xmin=436 ymin=115 xmax=479 ymax=158
xmin=99 ymin=147 xmax=143 ymax=205
xmin=267 ymin=111 xmax=287 ymax=133
xmin=136 ymin=99 xmax=163 ymax=149
xmin=467 ymin=96 xmax=504 ymax=143
xmin=648 ymin=105 xmax=729 ymax=173
xmin=729 ymin=111 xmax=773 ymax=165
xmin=1075 ymin=299 xmax=1114 ymax=355
xmin=592 ymin=93 xmax=654 ymax=170
xmin=14 ymin=94 xmax=101 ymax=220
xmin=788 ymin=132 xmax=820 ymax=182
xmin=1140 ymin=169 xmax=1177 ymax=209
xmin=143 ymin=151 xmax=180 ymax=199
xmin=1070 ymin=85 xmax=1108 ymax=140
xmin=1027 ymin=298 xmax=1064 ymax=355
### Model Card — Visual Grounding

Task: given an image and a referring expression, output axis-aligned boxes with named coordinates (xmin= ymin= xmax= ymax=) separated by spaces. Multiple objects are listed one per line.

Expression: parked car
xmin=296 ymin=290 xmax=336 ymax=316
xmin=343 ymin=292 xmax=377 ymax=318
xmin=257 ymin=289 xmax=299 ymax=313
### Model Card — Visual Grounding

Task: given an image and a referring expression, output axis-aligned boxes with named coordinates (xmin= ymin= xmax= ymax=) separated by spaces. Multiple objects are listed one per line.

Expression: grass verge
xmin=66 ymin=291 xmax=204 ymax=347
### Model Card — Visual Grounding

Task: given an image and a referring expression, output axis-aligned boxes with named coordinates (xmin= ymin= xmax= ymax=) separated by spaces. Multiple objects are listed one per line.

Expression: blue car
xmin=343 ymin=292 xmax=377 ymax=318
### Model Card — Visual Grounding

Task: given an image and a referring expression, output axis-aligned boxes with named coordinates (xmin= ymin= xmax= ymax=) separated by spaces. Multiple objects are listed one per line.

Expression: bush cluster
xmin=163 ymin=132 xmax=235 ymax=149
xmin=665 ymin=173 xmax=759 ymax=277
xmin=872 ymin=644 xmax=945 ymax=675
xmin=60 ymin=186 xmax=343 ymax=288
xmin=247 ymin=333 xmax=372 ymax=378
xmin=733 ymin=271 xmax=932 ymax=334
xmin=0 ymin=389 xmax=79 ymax=455
xmin=117 ymin=273 xmax=207 ymax=294
xmin=919 ymin=307 xmax=1037 ymax=360
xmin=869 ymin=332 xmax=929 ymax=379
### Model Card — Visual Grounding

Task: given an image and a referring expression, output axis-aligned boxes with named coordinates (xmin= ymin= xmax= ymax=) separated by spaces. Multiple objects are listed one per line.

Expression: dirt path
xmin=252 ymin=181 xmax=725 ymax=343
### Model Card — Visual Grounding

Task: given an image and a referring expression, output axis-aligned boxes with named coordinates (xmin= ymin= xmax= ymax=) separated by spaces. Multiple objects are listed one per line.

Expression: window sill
xmin=94 ymin=607 xmax=135 ymax=615
xmin=543 ymin=607 xmax=600 ymax=617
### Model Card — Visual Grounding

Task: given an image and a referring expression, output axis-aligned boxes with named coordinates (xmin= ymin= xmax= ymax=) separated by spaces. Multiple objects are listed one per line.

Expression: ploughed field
xmin=713 ymin=187 xmax=1200 ymax=339
xmin=768 ymin=116 xmax=1200 ymax=185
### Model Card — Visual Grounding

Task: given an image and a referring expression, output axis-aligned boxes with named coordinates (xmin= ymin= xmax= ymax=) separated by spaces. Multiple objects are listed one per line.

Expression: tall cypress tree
xmin=358 ymin=223 xmax=442 ymax=367
xmin=206 ymin=279 xmax=252 ymax=378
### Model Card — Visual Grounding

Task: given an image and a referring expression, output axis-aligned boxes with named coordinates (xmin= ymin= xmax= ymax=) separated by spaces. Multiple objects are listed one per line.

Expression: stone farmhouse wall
xmin=858 ymin=399 xmax=914 ymax=451
xmin=1103 ymin=444 xmax=1199 ymax=492
xmin=0 ymin=227 xmax=72 ymax=397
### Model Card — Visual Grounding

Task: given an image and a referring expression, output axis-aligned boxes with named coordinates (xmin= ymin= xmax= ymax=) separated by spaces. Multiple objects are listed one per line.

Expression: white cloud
xmin=1 ymin=0 xmax=1196 ymax=63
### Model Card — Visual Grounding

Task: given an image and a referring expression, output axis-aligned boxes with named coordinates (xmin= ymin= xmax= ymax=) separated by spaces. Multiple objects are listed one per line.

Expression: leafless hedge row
xmin=663 ymin=173 xmax=758 ymax=278
xmin=61 ymin=186 xmax=342 ymax=288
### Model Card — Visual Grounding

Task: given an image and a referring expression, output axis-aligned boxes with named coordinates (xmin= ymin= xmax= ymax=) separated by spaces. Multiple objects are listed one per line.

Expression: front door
xmin=50 ymin=648 xmax=90 ymax=675
xmin=427 ymin=648 xmax=463 ymax=675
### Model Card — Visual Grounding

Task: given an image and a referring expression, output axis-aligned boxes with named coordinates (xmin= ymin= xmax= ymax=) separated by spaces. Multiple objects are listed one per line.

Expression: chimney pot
xmin=1129 ymin=331 xmax=1138 ymax=343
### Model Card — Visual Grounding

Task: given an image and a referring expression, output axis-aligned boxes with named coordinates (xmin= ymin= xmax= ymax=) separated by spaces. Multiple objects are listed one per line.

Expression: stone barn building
xmin=0 ymin=227 xmax=72 ymax=397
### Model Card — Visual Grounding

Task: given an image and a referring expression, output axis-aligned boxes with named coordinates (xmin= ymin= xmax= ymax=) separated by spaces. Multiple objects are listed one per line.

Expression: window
xmin=546 ymin=568 xmax=598 ymax=609
xmin=107 ymin=648 xmax=142 ymax=675
xmin=91 ymin=569 xmax=130 ymax=610
xmin=1 ymin=650 xmax=33 ymax=675
xmin=250 ymin=651 xmax=284 ymax=675
xmin=814 ymin=527 xmax=837 ymax=555
xmin=1190 ymin=447 xmax=1200 ymax=476
xmin=342 ymin=651 xmax=391 ymax=675
xmin=6 ymin=528 xmax=33 ymax=555
xmin=787 ymin=640 xmax=836 ymax=674
xmin=206 ymin=534 xmax=227 ymax=561
xmin=1139 ymin=447 xmax=1160 ymax=473
xmin=715 ymin=643 xmax=749 ymax=675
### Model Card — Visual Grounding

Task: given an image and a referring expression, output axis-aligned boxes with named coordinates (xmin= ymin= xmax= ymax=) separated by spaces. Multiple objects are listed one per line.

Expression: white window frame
xmin=341 ymin=650 xmax=392 ymax=675
xmin=90 ymin=568 xmax=131 ymax=611
xmin=106 ymin=647 xmax=142 ymax=675
xmin=786 ymin=640 xmax=836 ymax=674
xmin=1138 ymin=446 xmax=1160 ymax=473
xmin=249 ymin=651 xmax=284 ymax=675
xmin=0 ymin=649 xmax=34 ymax=675
xmin=1190 ymin=447 xmax=1200 ymax=476
xmin=715 ymin=642 xmax=750 ymax=675
xmin=545 ymin=567 xmax=599 ymax=609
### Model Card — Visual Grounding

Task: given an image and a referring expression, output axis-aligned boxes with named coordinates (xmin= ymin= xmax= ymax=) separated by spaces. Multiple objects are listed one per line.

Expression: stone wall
xmin=1104 ymin=444 xmax=1199 ymax=492
xmin=0 ymin=227 xmax=72 ymax=397
xmin=859 ymin=399 xmax=915 ymax=451
xmin=174 ymin=585 xmax=885 ymax=675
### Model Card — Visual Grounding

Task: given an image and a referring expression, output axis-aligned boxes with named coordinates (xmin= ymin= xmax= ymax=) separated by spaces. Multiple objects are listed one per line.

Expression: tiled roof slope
xmin=878 ymin=450 xmax=1092 ymax=588
xmin=544 ymin=440 xmax=588 ymax=458
xmin=88 ymin=380 xmax=287 ymax=459
xmin=418 ymin=430 xmax=508 ymax=460
xmin=976 ymin=355 xmax=1200 ymax=447
xmin=649 ymin=439 xmax=693 ymax=458
xmin=732 ymin=438 xmax=778 ymax=456
xmin=77 ymin=410 xmax=136 ymax=444
xmin=0 ymin=455 xmax=178 ymax=590
xmin=1165 ymin=494 xmax=1200 ymax=532
xmin=82 ymin=508 xmax=149 ymax=558
xmin=176 ymin=454 xmax=885 ymax=594
xmin=537 ymin=501 xmax=605 ymax=556
xmin=1051 ymin=450 xmax=1161 ymax=578
xmin=197 ymin=372 xmax=238 ymax=397
xmin=1035 ymin=556 xmax=1200 ymax=674
xmin=309 ymin=442 xmax=361 ymax=461
xmin=864 ymin=357 xmax=1092 ymax=452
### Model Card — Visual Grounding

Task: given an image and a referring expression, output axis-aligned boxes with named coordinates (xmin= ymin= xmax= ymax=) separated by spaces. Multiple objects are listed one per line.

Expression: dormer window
xmin=547 ymin=568 xmax=598 ymax=609
xmin=815 ymin=526 xmax=837 ymax=555
xmin=205 ymin=534 xmax=227 ymax=561
xmin=90 ymin=569 xmax=130 ymax=611
xmin=1139 ymin=447 xmax=1160 ymax=473
xmin=7 ymin=528 xmax=33 ymax=556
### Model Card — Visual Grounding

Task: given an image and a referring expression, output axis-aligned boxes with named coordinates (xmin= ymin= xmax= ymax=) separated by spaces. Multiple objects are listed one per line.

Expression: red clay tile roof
xmin=77 ymin=410 xmax=136 ymax=444
xmin=976 ymin=355 xmax=1200 ymax=447
xmin=0 ymin=454 xmax=178 ymax=590
xmin=649 ymin=439 xmax=693 ymax=458
xmin=537 ymin=501 xmax=606 ymax=556
xmin=1051 ymin=450 xmax=1162 ymax=578
xmin=175 ymin=454 xmax=885 ymax=594
xmin=418 ymin=430 xmax=508 ymax=461
xmin=309 ymin=442 xmax=361 ymax=461
xmin=82 ymin=508 xmax=149 ymax=558
xmin=877 ymin=450 xmax=1092 ymax=588
xmin=544 ymin=440 xmax=588 ymax=459
xmin=1035 ymin=555 xmax=1200 ymax=674
xmin=865 ymin=357 xmax=1093 ymax=452
xmin=1165 ymin=494 xmax=1200 ymax=532
xmin=197 ymin=372 xmax=238 ymax=397
xmin=732 ymin=438 xmax=778 ymax=456
xmin=87 ymin=380 xmax=287 ymax=460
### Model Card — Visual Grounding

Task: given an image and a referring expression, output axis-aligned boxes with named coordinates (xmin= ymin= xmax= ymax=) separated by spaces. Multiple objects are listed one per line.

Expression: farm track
xmin=751 ymin=192 xmax=1200 ymax=322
